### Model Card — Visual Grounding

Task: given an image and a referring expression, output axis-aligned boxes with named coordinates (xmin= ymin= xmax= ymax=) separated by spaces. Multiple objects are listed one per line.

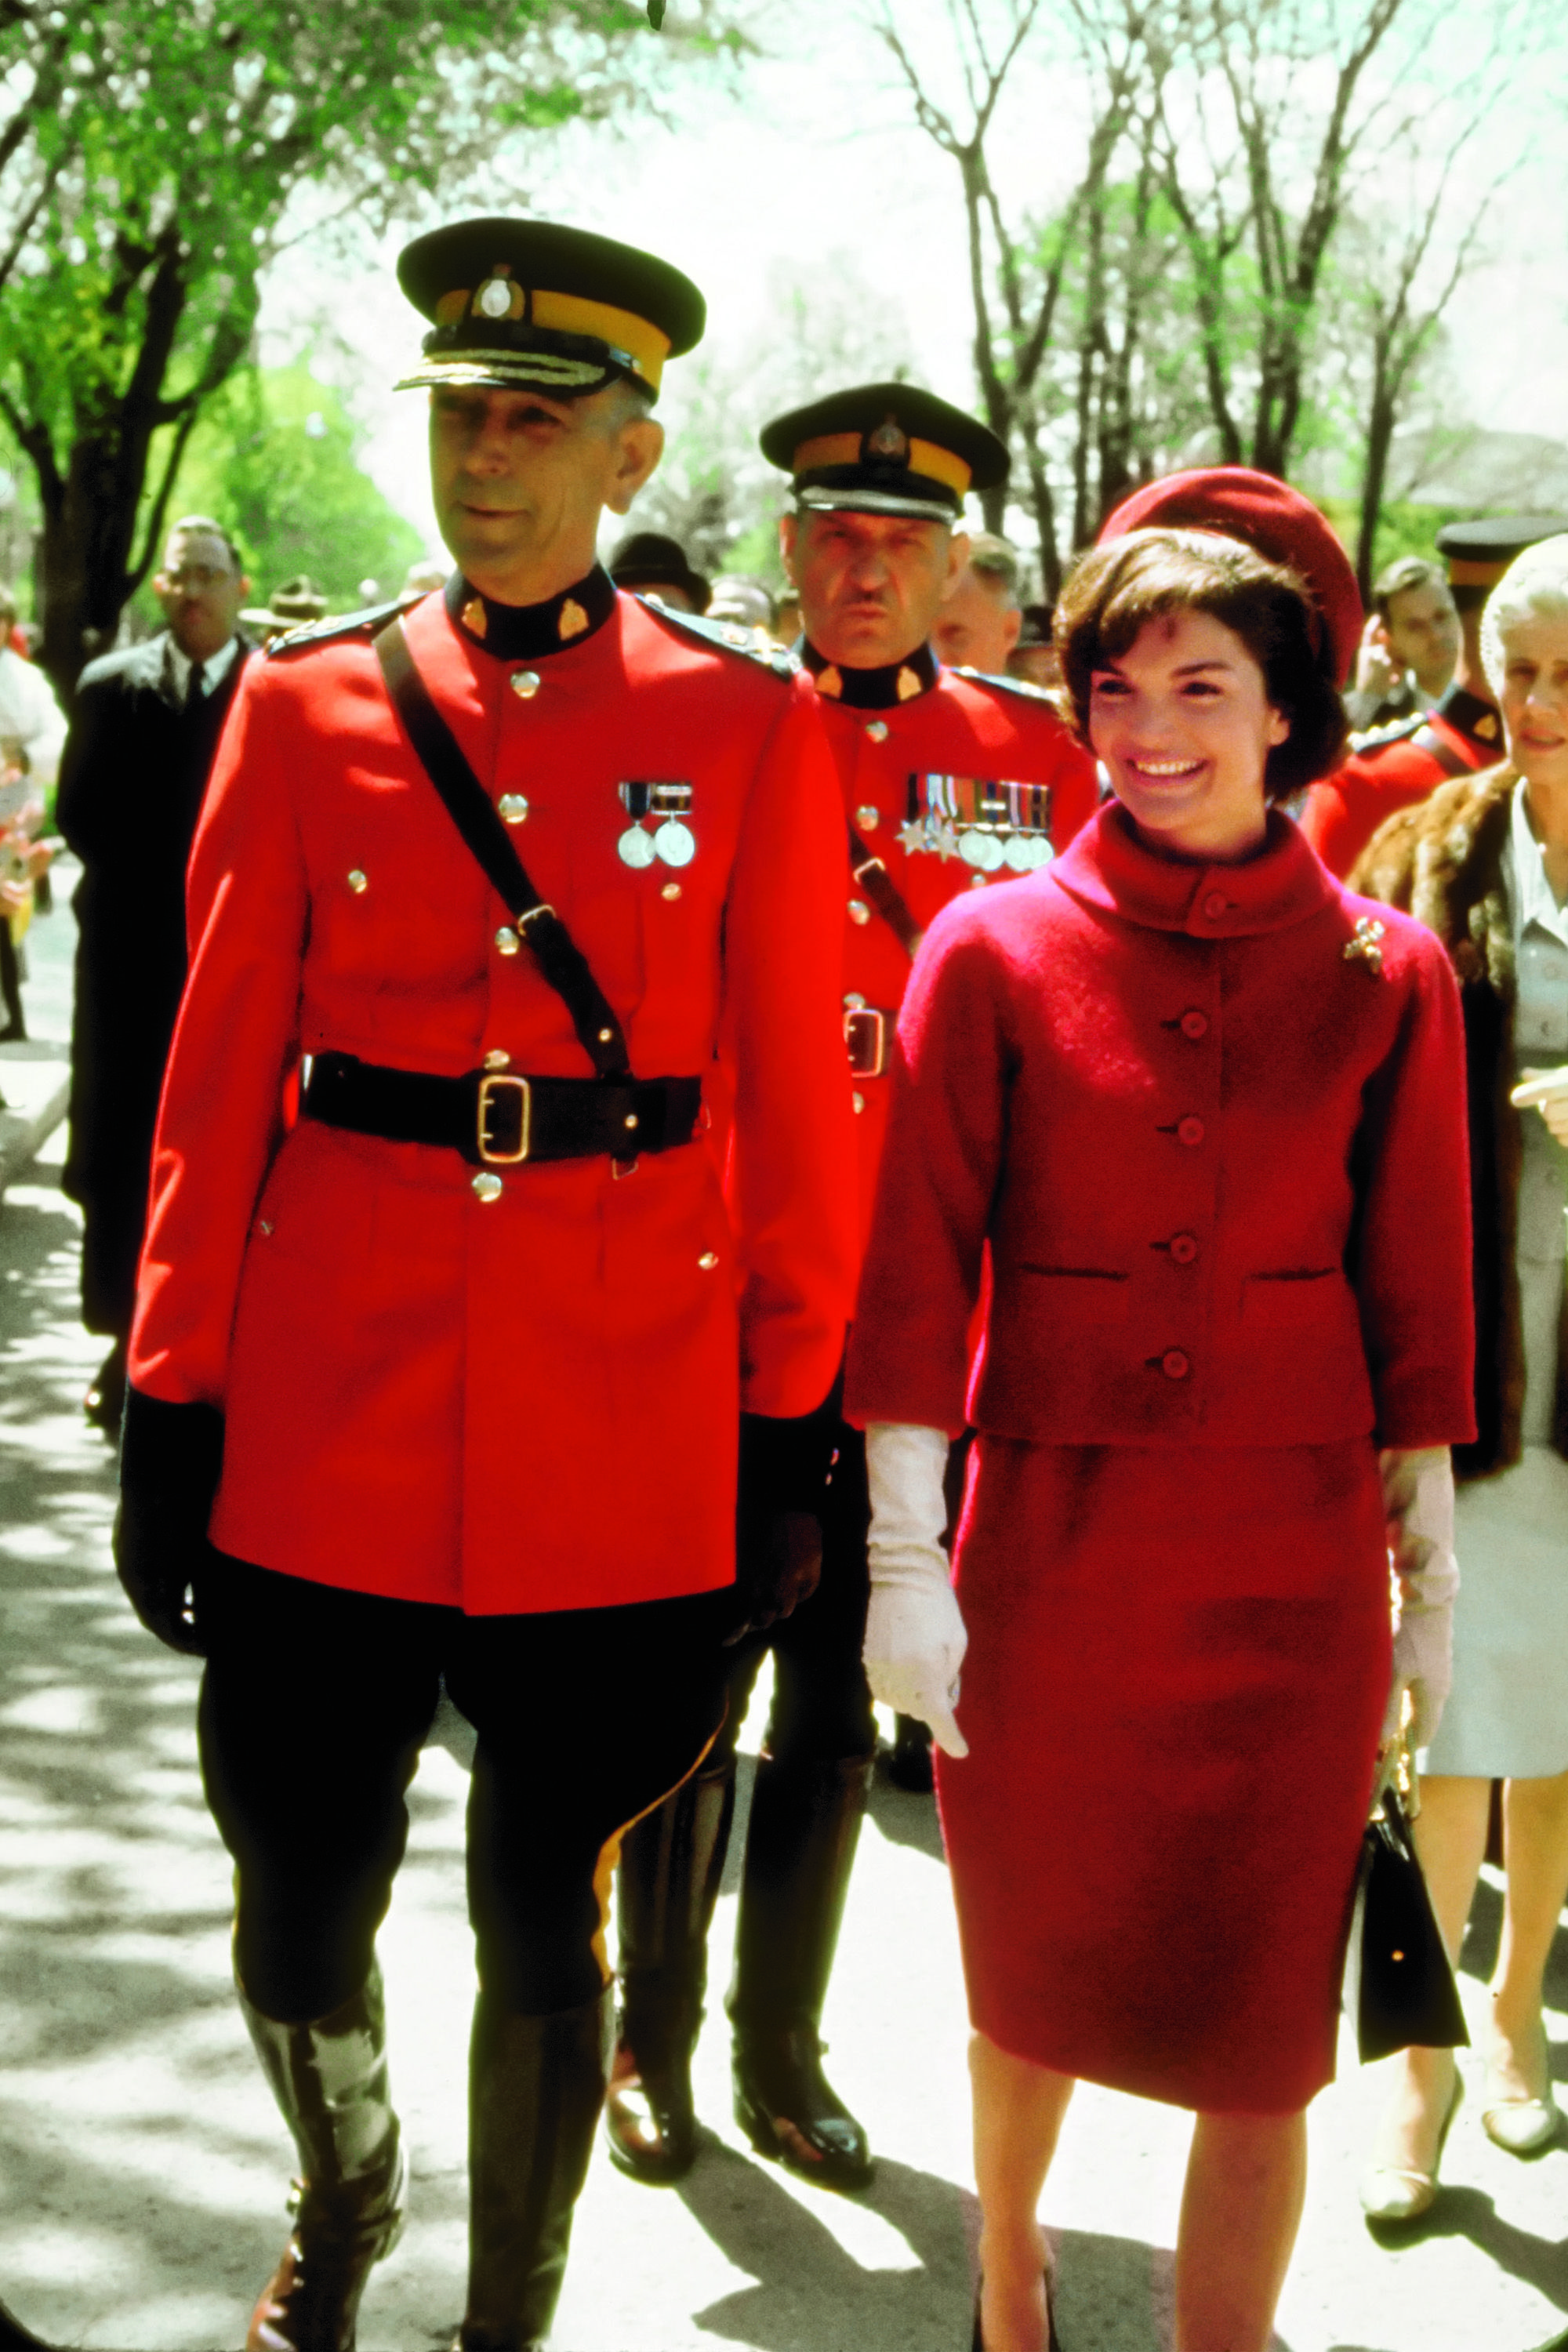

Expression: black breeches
xmin=718 ymin=1421 xmax=877 ymax=1771
xmin=195 ymin=1556 xmax=731 ymax=2025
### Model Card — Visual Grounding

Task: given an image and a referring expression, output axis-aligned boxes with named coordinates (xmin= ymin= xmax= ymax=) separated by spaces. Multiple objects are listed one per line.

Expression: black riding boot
xmin=0 ymin=2296 xmax=53 ymax=2350
xmin=459 ymin=1986 xmax=613 ymax=2352
xmin=239 ymin=1964 xmax=407 ymax=2352
xmin=728 ymin=1751 xmax=873 ymax=2190
xmin=604 ymin=1755 xmax=736 ymax=2183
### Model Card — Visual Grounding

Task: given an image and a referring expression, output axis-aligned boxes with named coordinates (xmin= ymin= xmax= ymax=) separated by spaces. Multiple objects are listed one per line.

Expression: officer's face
xmin=931 ymin=564 xmax=1022 ymax=675
xmin=430 ymin=384 xmax=663 ymax=601
xmin=1382 ymin=582 xmax=1460 ymax=695
xmin=154 ymin=531 xmax=249 ymax=664
xmin=1089 ymin=608 xmax=1288 ymax=862
xmin=1500 ymin=617 xmax=1568 ymax=797
xmin=781 ymin=510 xmax=965 ymax=668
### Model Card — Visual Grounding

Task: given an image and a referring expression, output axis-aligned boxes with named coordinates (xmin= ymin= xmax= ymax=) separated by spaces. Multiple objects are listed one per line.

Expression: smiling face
xmin=1500 ymin=615 xmax=1568 ymax=801
xmin=430 ymin=383 xmax=663 ymax=605
xmin=1089 ymin=607 xmax=1289 ymax=862
xmin=780 ymin=508 xmax=965 ymax=670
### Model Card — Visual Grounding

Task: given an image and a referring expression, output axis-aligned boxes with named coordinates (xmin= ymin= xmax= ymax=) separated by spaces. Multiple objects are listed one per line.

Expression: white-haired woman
xmin=1355 ymin=532 xmax=1568 ymax=2219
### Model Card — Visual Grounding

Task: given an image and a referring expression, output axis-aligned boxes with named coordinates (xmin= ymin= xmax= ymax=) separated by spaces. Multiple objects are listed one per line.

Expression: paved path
xmin=0 ymin=892 xmax=1565 ymax=2351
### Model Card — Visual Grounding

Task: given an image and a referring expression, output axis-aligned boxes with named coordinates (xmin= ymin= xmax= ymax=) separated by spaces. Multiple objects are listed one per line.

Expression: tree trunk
xmin=1356 ymin=350 xmax=1399 ymax=600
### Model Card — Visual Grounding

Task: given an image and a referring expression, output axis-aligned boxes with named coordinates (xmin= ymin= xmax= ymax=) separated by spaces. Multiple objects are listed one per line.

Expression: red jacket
xmin=845 ymin=804 xmax=1476 ymax=1452
xmin=129 ymin=585 xmax=858 ymax=1613
xmin=1299 ymin=693 xmax=1502 ymax=879
xmin=812 ymin=659 xmax=1098 ymax=1247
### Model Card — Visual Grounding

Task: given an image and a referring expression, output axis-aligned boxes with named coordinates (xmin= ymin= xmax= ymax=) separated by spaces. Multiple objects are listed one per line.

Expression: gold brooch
xmin=1343 ymin=916 xmax=1386 ymax=975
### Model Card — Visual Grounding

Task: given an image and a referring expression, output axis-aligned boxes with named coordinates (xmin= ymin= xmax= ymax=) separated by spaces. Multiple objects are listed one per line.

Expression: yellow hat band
xmin=1446 ymin=556 xmax=1508 ymax=588
xmin=431 ymin=282 xmax=671 ymax=390
xmin=791 ymin=431 xmax=971 ymax=499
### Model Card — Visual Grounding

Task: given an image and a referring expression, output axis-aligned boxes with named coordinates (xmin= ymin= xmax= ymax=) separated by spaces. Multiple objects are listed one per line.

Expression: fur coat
xmin=1352 ymin=761 xmax=1567 ymax=1476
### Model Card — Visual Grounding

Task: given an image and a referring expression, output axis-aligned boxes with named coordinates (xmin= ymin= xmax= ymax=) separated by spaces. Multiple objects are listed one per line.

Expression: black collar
xmin=801 ymin=637 xmax=938 ymax=710
xmin=446 ymin=564 xmax=617 ymax=660
xmin=1437 ymin=681 xmax=1505 ymax=757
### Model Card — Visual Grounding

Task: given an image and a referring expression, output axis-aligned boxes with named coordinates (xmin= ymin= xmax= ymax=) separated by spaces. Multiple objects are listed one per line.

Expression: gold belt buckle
xmin=843 ymin=1006 xmax=887 ymax=1078
xmin=477 ymin=1073 xmax=532 ymax=1163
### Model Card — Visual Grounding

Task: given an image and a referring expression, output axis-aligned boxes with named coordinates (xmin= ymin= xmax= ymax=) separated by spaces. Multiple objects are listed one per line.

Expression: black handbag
xmin=1345 ymin=1780 xmax=1470 ymax=2065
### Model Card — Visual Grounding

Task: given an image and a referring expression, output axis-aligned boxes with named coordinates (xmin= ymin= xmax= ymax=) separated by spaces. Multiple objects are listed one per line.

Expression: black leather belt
xmin=303 ymin=1051 xmax=703 ymax=1167
xmin=844 ymin=1005 xmax=896 ymax=1079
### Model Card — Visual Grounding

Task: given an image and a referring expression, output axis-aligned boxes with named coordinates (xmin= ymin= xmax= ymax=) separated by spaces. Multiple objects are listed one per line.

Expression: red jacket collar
xmin=1049 ymin=802 xmax=1338 ymax=937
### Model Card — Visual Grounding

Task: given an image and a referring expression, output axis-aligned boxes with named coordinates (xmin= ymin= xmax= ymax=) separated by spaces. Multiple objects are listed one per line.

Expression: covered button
xmin=1160 ymin=1348 xmax=1191 ymax=1381
xmin=1169 ymin=1233 xmax=1199 ymax=1265
xmin=1202 ymin=891 xmax=1229 ymax=920
xmin=1177 ymin=1115 xmax=1205 ymax=1147
xmin=1180 ymin=1008 xmax=1208 ymax=1040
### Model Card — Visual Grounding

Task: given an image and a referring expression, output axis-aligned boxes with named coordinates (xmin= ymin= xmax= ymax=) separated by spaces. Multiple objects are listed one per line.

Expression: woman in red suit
xmin=844 ymin=489 xmax=1477 ymax=2352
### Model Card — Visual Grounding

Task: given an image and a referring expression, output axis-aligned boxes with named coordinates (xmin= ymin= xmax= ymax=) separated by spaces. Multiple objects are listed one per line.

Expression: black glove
xmin=114 ymin=1389 xmax=224 ymax=1656
xmin=728 ymin=1377 xmax=843 ymax=1642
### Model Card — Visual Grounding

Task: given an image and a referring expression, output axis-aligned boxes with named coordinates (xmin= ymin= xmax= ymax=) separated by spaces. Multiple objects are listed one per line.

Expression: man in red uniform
xmin=114 ymin=218 xmax=856 ymax=2352
xmin=604 ymin=383 xmax=1097 ymax=2192
xmin=1301 ymin=516 xmax=1566 ymax=877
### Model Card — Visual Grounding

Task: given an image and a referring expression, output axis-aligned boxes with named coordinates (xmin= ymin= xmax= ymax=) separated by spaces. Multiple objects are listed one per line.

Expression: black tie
xmin=185 ymin=661 xmax=205 ymax=712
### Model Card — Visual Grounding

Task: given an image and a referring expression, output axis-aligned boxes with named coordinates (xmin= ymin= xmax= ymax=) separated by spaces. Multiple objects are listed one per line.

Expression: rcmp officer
xmin=1301 ymin=516 xmax=1568 ymax=878
xmin=604 ymin=383 xmax=1098 ymax=2192
xmin=114 ymin=218 xmax=857 ymax=2352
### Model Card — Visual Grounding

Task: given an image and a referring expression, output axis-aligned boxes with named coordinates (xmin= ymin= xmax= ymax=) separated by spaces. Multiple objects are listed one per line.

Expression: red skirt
xmin=937 ymin=1437 xmax=1388 ymax=2114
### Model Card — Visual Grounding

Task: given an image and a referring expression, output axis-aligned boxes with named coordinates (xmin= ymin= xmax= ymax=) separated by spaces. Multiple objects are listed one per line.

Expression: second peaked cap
xmin=761 ymin=383 xmax=1008 ymax=524
xmin=395 ymin=217 xmax=704 ymax=403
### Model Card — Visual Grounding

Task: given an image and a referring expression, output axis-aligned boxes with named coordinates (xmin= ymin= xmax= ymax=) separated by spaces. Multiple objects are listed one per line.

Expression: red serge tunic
xmin=845 ymin=804 xmax=1475 ymax=2111
xmin=810 ymin=656 xmax=1098 ymax=1253
xmin=129 ymin=585 xmax=858 ymax=1616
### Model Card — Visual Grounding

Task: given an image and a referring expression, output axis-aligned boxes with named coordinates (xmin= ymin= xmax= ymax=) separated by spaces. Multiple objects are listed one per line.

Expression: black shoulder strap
xmin=373 ymin=617 xmax=633 ymax=1082
xmin=847 ymin=818 xmax=922 ymax=960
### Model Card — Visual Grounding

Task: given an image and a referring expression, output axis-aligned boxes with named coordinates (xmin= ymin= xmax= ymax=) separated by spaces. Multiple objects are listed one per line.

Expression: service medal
xmin=618 ymin=826 xmax=657 ymax=869
xmin=654 ymin=819 xmax=696 ymax=868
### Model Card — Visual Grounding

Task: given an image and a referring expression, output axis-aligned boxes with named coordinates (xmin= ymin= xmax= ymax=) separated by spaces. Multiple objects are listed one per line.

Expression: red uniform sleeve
xmin=1049 ymin=731 xmax=1100 ymax=851
xmin=129 ymin=662 xmax=310 ymax=1404
xmin=1349 ymin=920 xmax=1477 ymax=1449
xmin=842 ymin=902 xmax=1013 ymax=1436
xmin=720 ymin=676 xmax=858 ymax=1417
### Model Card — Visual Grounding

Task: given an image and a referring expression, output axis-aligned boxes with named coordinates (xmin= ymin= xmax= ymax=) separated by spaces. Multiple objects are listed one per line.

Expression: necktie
xmin=185 ymin=661 xmax=205 ymax=712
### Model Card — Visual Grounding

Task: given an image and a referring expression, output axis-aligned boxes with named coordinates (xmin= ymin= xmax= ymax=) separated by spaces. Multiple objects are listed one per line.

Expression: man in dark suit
xmin=60 ymin=514 xmax=253 ymax=1428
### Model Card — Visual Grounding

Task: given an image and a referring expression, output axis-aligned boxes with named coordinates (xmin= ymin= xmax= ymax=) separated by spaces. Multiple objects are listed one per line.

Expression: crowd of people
xmin=2 ymin=204 xmax=1567 ymax=2352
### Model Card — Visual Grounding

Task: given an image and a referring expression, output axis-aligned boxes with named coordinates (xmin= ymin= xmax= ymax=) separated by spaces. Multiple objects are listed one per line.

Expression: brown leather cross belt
xmin=304 ymin=1051 xmax=703 ymax=1167
xmin=844 ymin=1006 xmax=897 ymax=1079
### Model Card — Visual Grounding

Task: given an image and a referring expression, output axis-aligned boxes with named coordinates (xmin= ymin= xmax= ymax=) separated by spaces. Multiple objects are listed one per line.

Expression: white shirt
xmin=166 ymin=632 xmax=242 ymax=707
xmin=0 ymin=644 xmax=67 ymax=794
xmin=1503 ymin=779 xmax=1568 ymax=1439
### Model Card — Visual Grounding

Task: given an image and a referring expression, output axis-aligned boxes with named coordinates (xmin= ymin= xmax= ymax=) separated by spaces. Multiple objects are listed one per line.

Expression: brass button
xmin=623 ymin=1113 xmax=638 ymax=1131
xmin=661 ymin=881 xmax=682 ymax=902
xmin=484 ymin=1048 xmax=510 ymax=1070
xmin=1169 ymin=1233 xmax=1199 ymax=1266
xmin=852 ymin=1091 xmax=866 ymax=1114
xmin=495 ymin=927 xmax=521 ymax=956
xmin=1180 ymin=1008 xmax=1209 ymax=1040
xmin=970 ymin=873 xmax=988 ymax=888
xmin=1177 ymin=1116 xmax=1205 ymax=1147
xmin=597 ymin=1027 xmax=615 ymax=1043
xmin=844 ymin=991 xmax=866 ymax=1010
xmin=1202 ymin=891 xmax=1228 ymax=920
xmin=347 ymin=869 xmax=368 ymax=893
xmin=257 ymin=1219 xmax=274 ymax=1236
xmin=1161 ymin=1348 xmax=1191 ymax=1381
xmin=865 ymin=720 xmax=889 ymax=742
xmin=499 ymin=793 xmax=529 ymax=825
xmin=848 ymin=899 xmax=871 ymax=925
xmin=855 ymin=805 xmax=880 ymax=830
xmin=699 ymin=1250 xmax=720 ymax=1269
xmin=472 ymin=1171 xmax=503 ymax=1203
xmin=510 ymin=670 xmax=541 ymax=699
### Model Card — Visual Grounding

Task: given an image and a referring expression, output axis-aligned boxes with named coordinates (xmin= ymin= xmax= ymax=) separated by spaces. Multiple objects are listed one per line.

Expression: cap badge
xmin=867 ymin=417 xmax=909 ymax=464
xmin=474 ymin=274 xmax=520 ymax=321
xmin=558 ymin=598 xmax=589 ymax=642
xmin=1343 ymin=916 xmax=1386 ymax=977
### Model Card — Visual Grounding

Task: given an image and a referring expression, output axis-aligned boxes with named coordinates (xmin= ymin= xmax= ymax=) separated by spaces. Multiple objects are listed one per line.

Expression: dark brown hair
xmin=1055 ymin=528 xmax=1347 ymax=799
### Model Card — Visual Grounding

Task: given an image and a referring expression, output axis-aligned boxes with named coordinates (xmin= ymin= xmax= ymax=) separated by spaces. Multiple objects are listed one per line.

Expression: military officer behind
xmin=1301 ymin=517 xmax=1566 ymax=878
xmin=1342 ymin=552 xmax=1459 ymax=731
xmin=930 ymin=529 xmax=1025 ymax=677
xmin=604 ymin=383 xmax=1098 ymax=2195
xmin=114 ymin=218 xmax=856 ymax=2352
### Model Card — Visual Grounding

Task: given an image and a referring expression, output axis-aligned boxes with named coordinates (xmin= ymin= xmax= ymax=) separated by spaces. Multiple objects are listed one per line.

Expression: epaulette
xmin=633 ymin=594 xmax=800 ymax=681
xmin=265 ymin=594 xmax=419 ymax=659
xmin=1347 ymin=713 xmax=1425 ymax=756
xmin=952 ymin=664 xmax=1074 ymax=721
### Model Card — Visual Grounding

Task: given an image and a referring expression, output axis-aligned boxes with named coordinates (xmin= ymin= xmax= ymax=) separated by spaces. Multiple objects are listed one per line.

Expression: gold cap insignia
xmin=867 ymin=416 xmax=909 ymax=463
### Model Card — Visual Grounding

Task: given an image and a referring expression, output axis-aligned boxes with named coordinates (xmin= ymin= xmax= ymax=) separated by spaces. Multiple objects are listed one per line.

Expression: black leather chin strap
xmin=373 ymin=616 xmax=633 ymax=1082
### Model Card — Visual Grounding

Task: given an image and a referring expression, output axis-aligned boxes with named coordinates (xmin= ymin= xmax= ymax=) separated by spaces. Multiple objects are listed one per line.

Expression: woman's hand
xmin=1378 ymin=1446 xmax=1459 ymax=1751
xmin=1511 ymin=1067 xmax=1568 ymax=1149
xmin=864 ymin=1422 xmax=968 ymax=1758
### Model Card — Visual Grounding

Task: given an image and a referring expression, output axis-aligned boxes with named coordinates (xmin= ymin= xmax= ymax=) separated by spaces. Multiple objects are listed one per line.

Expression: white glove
xmin=863 ymin=1423 xmax=969 ymax=1759
xmin=1378 ymin=1446 xmax=1459 ymax=1751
